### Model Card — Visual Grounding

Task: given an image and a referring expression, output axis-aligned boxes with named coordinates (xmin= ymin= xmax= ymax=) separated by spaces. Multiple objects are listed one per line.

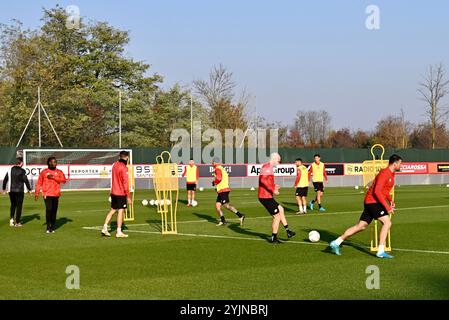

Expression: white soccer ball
xmin=250 ymin=187 xmax=255 ymax=191
xmin=108 ymin=196 xmax=111 ymax=203
xmin=446 ymin=184 xmax=449 ymax=188
xmin=308 ymin=230 xmax=320 ymax=243
xmin=142 ymin=199 xmax=149 ymax=206
xmin=354 ymin=186 xmax=359 ymax=190
xmin=191 ymin=200 xmax=198 ymax=207
xmin=149 ymin=199 xmax=155 ymax=206
xmin=199 ymin=187 xmax=204 ymax=192
xmin=155 ymin=200 xmax=160 ymax=206
xmin=164 ymin=199 xmax=171 ymax=206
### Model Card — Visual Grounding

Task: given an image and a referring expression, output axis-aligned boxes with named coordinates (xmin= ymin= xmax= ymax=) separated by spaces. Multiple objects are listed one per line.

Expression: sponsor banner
xmin=134 ymin=164 xmax=248 ymax=179
xmin=325 ymin=164 xmax=344 ymax=176
xmin=346 ymin=162 xmax=429 ymax=175
xmin=199 ymin=164 xmax=247 ymax=178
xmin=437 ymin=163 xmax=449 ymax=173
xmin=399 ymin=163 xmax=428 ymax=174
xmin=345 ymin=163 xmax=364 ymax=176
xmin=247 ymin=164 xmax=296 ymax=177
xmin=134 ymin=164 xmax=184 ymax=179
xmin=69 ymin=165 xmax=111 ymax=179
xmin=247 ymin=163 xmax=344 ymax=177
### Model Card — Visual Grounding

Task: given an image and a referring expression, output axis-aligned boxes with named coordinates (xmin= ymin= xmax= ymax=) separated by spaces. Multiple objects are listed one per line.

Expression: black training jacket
xmin=2 ymin=166 xmax=32 ymax=193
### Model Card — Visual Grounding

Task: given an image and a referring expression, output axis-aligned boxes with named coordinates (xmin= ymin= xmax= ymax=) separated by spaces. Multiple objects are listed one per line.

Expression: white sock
xmin=335 ymin=237 xmax=344 ymax=246
xmin=117 ymin=228 xmax=122 ymax=233
xmin=103 ymin=224 xmax=108 ymax=231
xmin=188 ymin=199 xmax=191 ymax=204
xmin=298 ymin=206 xmax=303 ymax=213
xmin=378 ymin=245 xmax=385 ymax=254
xmin=303 ymin=205 xmax=307 ymax=212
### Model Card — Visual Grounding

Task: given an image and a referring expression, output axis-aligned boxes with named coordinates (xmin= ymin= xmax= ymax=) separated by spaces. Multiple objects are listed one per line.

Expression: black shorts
xmin=295 ymin=187 xmax=308 ymax=197
xmin=111 ymin=195 xmax=127 ymax=210
xmin=187 ymin=184 xmax=197 ymax=191
xmin=216 ymin=192 xmax=230 ymax=204
xmin=359 ymin=203 xmax=389 ymax=224
xmin=313 ymin=182 xmax=324 ymax=192
xmin=259 ymin=198 xmax=280 ymax=216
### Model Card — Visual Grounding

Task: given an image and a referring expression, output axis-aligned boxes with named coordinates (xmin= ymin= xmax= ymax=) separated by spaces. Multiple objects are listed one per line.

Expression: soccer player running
xmin=35 ymin=157 xmax=67 ymax=233
xmin=293 ymin=158 xmax=309 ymax=215
xmin=101 ymin=151 xmax=131 ymax=238
xmin=308 ymin=154 xmax=328 ymax=212
xmin=212 ymin=157 xmax=245 ymax=226
xmin=259 ymin=152 xmax=296 ymax=244
xmin=329 ymin=154 xmax=402 ymax=259
xmin=2 ymin=157 xmax=32 ymax=227
xmin=182 ymin=159 xmax=199 ymax=206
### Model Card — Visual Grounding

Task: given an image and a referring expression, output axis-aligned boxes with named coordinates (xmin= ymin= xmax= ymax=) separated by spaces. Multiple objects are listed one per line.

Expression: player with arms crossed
xmin=309 ymin=154 xmax=328 ymax=212
xmin=293 ymin=157 xmax=309 ymax=215
xmin=212 ymin=157 xmax=245 ymax=226
xmin=259 ymin=153 xmax=296 ymax=244
xmin=182 ymin=159 xmax=199 ymax=206
xmin=329 ymin=154 xmax=402 ymax=259
xmin=101 ymin=151 xmax=131 ymax=238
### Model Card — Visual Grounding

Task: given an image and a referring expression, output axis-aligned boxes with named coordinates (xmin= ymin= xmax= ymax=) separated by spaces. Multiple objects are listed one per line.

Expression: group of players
xmin=3 ymin=150 xmax=400 ymax=258
xmin=179 ymin=151 xmax=400 ymax=258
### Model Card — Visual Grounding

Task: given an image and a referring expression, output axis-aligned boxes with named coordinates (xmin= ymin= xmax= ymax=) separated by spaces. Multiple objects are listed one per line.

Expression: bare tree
xmin=294 ymin=110 xmax=332 ymax=147
xmin=193 ymin=64 xmax=236 ymax=108
xmin=418 ymin=63 xmax=449 ymax=149
xmin=374 ymin=115 xmax=411 ymax=148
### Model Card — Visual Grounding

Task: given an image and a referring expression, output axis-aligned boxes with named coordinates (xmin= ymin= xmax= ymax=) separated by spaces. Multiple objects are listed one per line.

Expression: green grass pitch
xmin=1 ymin=185 xmax=448 ymax=299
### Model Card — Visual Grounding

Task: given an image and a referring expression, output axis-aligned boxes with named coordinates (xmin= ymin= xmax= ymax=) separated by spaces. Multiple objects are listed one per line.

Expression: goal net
xmin=22 ymin=149 xmax=133 ymax=191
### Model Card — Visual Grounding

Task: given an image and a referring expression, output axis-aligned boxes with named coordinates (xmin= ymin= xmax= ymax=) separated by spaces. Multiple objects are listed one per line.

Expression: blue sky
xmin=1 ymin=1 xmax=449 ymax=130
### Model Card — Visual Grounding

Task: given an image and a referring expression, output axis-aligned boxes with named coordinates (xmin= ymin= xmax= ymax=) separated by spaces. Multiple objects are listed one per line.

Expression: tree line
xmin=0 ymin=6 xmax=447 ymax=149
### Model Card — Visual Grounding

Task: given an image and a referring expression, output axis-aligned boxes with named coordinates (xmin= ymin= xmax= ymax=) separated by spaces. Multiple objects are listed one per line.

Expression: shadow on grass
xmin=192 ymin=212 xmax=217 ymax=224
xmin=178 ymin=199 xmax=188 ymax=205
xmin=192 ymin=212 xmax=271 ymax=243
xmin=301 ymin=228 xmax=372 ymax=256
xmin=145 ymin=219 xmax=162 ymax=232
xmin=109 ymin=221 xmax=130 ymax=232
xmin=21 ymin=213 xmax=40 ymax=225
xmin=228 ymin=223 xmax=271 ymax=243
xmin=53 ymin=217 xmax=73 ymax=231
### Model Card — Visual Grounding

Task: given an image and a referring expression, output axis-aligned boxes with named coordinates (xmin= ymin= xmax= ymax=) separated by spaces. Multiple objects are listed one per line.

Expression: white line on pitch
xmin=82 ymin=226 xmax=449 ymax=255
xmin=82 ymin=204 xmax=449 ymax=227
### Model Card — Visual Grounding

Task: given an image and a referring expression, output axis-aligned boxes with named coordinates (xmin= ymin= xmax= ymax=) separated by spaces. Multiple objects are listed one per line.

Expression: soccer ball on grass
xmin=308 ymin=230 xmax=320 ymax=243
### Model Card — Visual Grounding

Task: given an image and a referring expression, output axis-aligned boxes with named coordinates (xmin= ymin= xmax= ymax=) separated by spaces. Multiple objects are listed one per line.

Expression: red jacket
xmin=111 ymin=160 xmax=130 ymax=197
xmin=35 ymin=168 xmax=67 ymax=198
xmin=364 ymin=168 xmax=395 ymax=212
xmin=258 ymin=163 xmax=275 ymax=199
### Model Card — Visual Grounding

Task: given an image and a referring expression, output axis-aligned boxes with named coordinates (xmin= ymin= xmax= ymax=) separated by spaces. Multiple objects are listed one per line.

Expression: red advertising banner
xmin=399 ymin=162 xmax=428 ymax=174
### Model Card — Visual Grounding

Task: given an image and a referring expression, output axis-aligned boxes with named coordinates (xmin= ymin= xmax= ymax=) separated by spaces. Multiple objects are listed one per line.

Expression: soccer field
xmin=1 ymin=185 xmax=448 ymax=300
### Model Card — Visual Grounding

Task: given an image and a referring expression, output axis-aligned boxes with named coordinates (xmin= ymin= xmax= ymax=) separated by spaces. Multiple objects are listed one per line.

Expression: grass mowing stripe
xmin=82 ymin=226 xmax=449 ymax=255
xmin=83 ymin=204 xmax=449 ymax=227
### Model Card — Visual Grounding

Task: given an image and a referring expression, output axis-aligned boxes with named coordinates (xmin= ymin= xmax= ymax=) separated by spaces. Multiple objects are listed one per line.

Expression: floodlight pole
xmin=119 ymin=90 xmax=122 ymax=149
xmin=15 ymin=87 xmax=63 ymax=148
xmin=38 ymin=87 xmax=42 ymax=147
xmin=190 ymin=94 xmax=193 ymax=148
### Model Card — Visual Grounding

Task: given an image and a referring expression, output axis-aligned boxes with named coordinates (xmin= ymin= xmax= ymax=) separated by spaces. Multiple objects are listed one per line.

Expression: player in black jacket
xmin=2 ymin=157 xmax=32 ymax=227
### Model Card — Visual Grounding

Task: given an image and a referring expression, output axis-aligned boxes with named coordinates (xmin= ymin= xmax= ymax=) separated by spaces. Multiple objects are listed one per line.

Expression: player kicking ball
xmin=259 ymin=153 xmax=296 ymax=244
xmin=329 ymin=154 xmax=402 ymax=259
xmin=212 ymin=158 xmax=245 ymax=226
